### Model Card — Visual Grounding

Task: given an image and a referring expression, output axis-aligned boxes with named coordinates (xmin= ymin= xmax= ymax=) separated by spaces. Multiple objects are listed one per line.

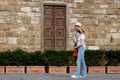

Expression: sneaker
xmin=71 ymin=75 xmax=79 ymax=78
xmin=79 ymin=75 xmax=82 ymax=78
xmin=82 ymin=76 xmax=87 ymax=78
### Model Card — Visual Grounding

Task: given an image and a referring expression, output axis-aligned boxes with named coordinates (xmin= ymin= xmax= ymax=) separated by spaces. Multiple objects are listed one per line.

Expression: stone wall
xmin=0 ymin=0 xmax=120 ymax=51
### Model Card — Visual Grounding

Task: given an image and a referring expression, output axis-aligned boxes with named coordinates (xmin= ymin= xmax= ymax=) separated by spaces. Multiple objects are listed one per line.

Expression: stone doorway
xmin=43 ymin=5 xmax=66 ymax=50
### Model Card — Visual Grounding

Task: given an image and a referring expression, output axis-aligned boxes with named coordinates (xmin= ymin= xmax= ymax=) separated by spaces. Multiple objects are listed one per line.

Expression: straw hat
xmin=75 ymin=22 xmax=82 ymax=27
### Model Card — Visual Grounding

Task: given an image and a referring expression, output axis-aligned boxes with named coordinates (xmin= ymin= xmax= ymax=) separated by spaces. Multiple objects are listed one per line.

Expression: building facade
xmin=0 ymin=0 xmax=120 ymax=51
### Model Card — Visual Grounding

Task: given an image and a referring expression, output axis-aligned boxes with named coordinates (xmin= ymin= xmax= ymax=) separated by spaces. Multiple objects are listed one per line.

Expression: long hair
xmin=80 ymin=27 xmax=86 ymax=34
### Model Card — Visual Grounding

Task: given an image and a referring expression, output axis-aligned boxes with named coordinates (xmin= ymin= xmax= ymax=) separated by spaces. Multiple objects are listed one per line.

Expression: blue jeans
xmin=74 ymin=46 xmax=87 ymax=77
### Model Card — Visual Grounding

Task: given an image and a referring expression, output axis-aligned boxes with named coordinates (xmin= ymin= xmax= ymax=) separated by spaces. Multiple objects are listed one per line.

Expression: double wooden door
xmin=44 ymin=5 xmax=66 ymax=50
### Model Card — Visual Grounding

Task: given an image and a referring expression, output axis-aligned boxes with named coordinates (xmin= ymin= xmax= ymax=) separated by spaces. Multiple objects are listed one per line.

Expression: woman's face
xmin=74 ymin=25 xmax=80 ymax=31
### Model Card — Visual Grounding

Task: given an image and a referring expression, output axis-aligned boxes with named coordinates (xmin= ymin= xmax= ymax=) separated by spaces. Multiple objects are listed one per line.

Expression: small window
xmin=74 ymin=0 xmax=84 ymax=3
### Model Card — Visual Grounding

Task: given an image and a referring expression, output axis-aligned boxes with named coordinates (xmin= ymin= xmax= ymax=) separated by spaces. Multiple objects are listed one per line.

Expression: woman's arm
xmin=69 ymin=33 xmax=76 ymax=44
xmin=73 ymin=37 xmax=76 ymax=44
xmin=74 ymin=34 xmax=85 ymax=48
xmin=74 ymin=39 xmax=85 ymax=48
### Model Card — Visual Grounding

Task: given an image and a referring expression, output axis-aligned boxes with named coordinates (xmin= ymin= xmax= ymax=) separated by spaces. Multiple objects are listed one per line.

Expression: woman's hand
xmin=74 ymin=46 xmax=78 ymax=49
xmin=69 ymin=34 xmax=76 ymax=43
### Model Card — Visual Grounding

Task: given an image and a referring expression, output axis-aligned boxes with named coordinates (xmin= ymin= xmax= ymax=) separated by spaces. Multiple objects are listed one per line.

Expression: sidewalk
xmin=0 ymin=73 xmax=120 ymax=80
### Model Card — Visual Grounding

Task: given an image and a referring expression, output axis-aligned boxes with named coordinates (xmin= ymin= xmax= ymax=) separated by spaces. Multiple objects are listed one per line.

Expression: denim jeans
xmin=74 ymin=46 xmax=87 ymax=77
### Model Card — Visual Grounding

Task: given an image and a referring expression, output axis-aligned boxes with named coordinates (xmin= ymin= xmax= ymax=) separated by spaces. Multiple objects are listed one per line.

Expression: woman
xmin=71 ymin=22 xmax=87 ymax=78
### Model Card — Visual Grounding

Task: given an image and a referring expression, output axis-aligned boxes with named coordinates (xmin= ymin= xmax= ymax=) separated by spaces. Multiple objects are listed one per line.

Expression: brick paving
xmin=0 ymin=73 xmax=120 ymax=80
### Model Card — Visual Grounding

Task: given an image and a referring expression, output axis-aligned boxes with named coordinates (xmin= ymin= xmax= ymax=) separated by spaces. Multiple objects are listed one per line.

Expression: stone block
xmin=20 ymin=26 xmax=27 ymax=31
xmin=107 ymin=66 xmax=120 ymax=73
xmin=35 ymin=38 xmax=40 ymax=45
xmin=22 ymin=45 xmax=35 ymax=50
xmin=85 ymin=0 xmax=93 ymax=3
xmin=8 ymin=37 xmax=17 ymax=44
xmin=0 ymin=17 xmax=5 ymax=23
xmin=74 ymin=0 xmax=84 ymax=3
xmin=5 ymin=16 xmax=16 ymax=24
xmin=70 ymin=18 xmax=77 ymax=23
xmin=0 ymin=38 xmax=8 ymax=44
xmin=17 ymin=38 xmax=29 ymax=45
xmin=86 ymin=39 xmax=95 ymax=45
xmin=116 ymin=39 xmax=120 ymax=44
xmin=114 ymin=0 xmax=120 ymax=4
xmin=6 ymin=66 xmax=25 ymax=73
xmin=88 ymin=66 xmax=106 ymax=73
xmin=30 ymin=32 xmax=35 ymax=37
xmin=1 ymin=26 xmax=10 ymax=31
xmin=0 ymin=1 xmax=8 ymax=5
xmin=107 ymin=9 xmax=118 ymax=15
xmin=81 ymin=18 xmax=98 ymax=26
xmin=5 ymin=32 xmax=13 ymax=37
xmin=69 ymin=66 xmax=76 ymax=73
xmin=27 ymin=2 xmax=40 ymax=7
xmin=49 ymin=66 xmax=66 ymax=73
xmin=22 ymin=31 xmax=30 ymax=37
xmin=21 ymin=7 xmax=31 ymax=12
xmin=17 ymin=12 xmax=25 ymax=16
xmin=0 ymin=5 xmax=8 ymax=11
xmin=105 ymin=20 xmax=111 ymax=24
xmin=68 ymin=0 xmax=74 ymax=3
xmin=8 ymin=1 xmax=18 ymax=6
xmin=104 ymin=0 xmax=115 ymax=4
xmin=94 ymin=0 xmax=104 ymax=3
xmin=31 ymin=7 xmax=40 ymax=12
xmin=99 ymin=5 xmax=109 ymax=9
xmin=104 ymin=39 xmax=111 ymax=45
xmin=31 ymin=17 xmax=39 ymax=24
xmin=95 ymin=39 xmax=104 ymax=45
xmin=29 ymin=38 xmax=35 ymax=45
xmin=0 ymin=66 xmax=4 ymax=74
xmin=27 ymin=26 xmax=34 ymax=31
xmin=98 ymin=33 xmax=106 ymax=38
xmin=35 ymin=45 xmax=41 ymax=50
xmin=109 ymin=15 xmax=117 ymax=19
xmin=83 ymin=9 xmax=92 ymax=14
xmin=0 ymin=45 xmax=12 ymax=50
xmin=0 ymin=12 xmax=9 ymax=16
xmin=92 ymin=33 xmax=98 ymax=38
xmin=22 ymin=17 xmax=31 ymax=24
xmin=26 ymin=66 xmax=45 ymax=73
xmin=118 ymin=9 xmax=120 ymax=15
xmin=112 ymin=23 xmax=119 ymax=27
xmin=93 ymin=9 xmax=106 ymax=15
xmin=35 ymin=31 xmax=40 ymax=37
xmin=110 ymin=46 xmax=120 ymax=49
xmin=107 ymin=33 xmax=120 ymax=39
xmin=0 ymin=32 xmax=4 ymax=37
xmin=109 ymin=28 xmax=117 ymax=32
xmin=13 ymin=31 xmax=22 ymax=37
xmin=88 ymin=46 xmax=100 ymax=50
xmin=34 ymin=25 xmax=40 ymax=31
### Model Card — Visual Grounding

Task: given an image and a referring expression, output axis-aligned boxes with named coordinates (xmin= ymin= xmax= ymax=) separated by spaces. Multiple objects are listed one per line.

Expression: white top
xmin=76 ymin=32 xmax=81 ymax=40
xmin=76 ymin=33 xmax=85 ymax=48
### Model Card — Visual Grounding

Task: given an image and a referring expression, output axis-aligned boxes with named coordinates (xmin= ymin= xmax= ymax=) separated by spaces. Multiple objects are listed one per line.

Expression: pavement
xmin=0 ymin=73 xmax=120 ymax=80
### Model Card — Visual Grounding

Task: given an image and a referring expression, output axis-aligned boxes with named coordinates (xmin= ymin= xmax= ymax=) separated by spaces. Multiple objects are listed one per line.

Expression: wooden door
xmin=44 ymin=5 xmax=66 ymax=50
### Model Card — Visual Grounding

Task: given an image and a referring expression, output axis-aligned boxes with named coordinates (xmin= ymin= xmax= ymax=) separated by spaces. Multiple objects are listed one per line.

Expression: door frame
xmin=41 ymin=2 xmax=69 ymax=50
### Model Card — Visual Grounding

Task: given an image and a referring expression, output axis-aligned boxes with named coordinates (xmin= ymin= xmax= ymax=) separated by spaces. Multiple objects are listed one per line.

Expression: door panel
xmin=44 ymin=5 xmax=66 ymax=50
xmin=44 ymin=6 xmax=54 ymax=49
xmin=55 ymin=6 xmax=66 ymax=50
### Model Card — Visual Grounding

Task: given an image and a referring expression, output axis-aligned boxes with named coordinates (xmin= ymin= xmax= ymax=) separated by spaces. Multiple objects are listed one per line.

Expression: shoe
xmin=82 ymin=76 xmax=87 ymax=78
xmin=71 ymin=75 xmax=79 ymax=78
xmin=79 ymin=75 xmax=82 ymax=78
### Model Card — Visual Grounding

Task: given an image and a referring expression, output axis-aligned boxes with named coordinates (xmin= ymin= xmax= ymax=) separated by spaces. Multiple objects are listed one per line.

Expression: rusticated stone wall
xmin=0 ymin=0 xmax=120 ymax=51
